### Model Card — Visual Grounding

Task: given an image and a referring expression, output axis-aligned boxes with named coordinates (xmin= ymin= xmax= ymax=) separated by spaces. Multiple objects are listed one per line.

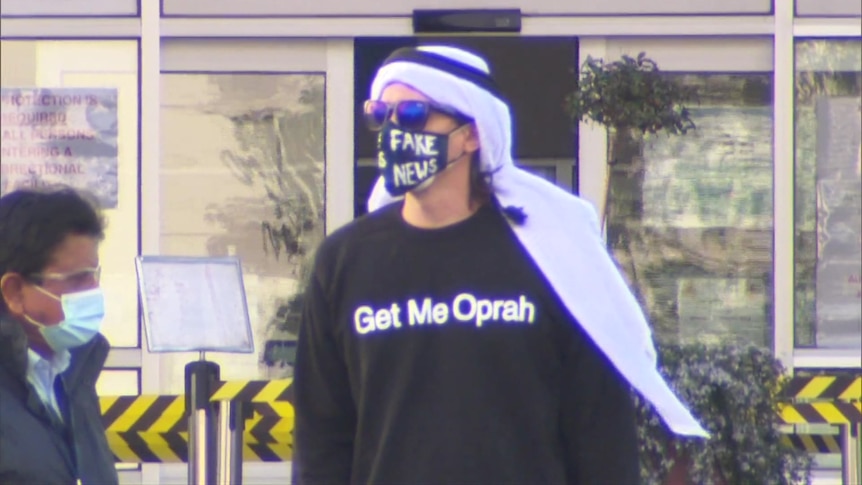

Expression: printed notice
xmin=136 ymin=256 xmax=255 ymax=353
xmin=0 ymin=87 xmax=119 ymax=208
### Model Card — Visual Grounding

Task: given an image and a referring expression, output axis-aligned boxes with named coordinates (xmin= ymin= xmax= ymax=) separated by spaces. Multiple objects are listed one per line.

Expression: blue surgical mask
xmin=25 ymin=287 xmax=105 ymax=351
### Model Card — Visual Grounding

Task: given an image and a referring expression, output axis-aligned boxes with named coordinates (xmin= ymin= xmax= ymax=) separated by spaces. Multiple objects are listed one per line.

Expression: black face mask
xmin=377 ymin=121 xmax=462 ymax=196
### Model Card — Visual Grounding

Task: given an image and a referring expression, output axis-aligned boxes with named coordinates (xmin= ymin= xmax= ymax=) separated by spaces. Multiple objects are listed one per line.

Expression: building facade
xmin=1 ymin=0 xmax=860 ymax=482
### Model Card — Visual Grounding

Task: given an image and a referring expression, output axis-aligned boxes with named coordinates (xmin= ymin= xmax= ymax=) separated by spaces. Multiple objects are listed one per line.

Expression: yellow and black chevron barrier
xmin=779 ymin=372 xmax=862 ymax=425
xmin=778 ymin=401 xmax=862 ymax=425
xmin=100 ymin=395 xmax=187 ymax=463
xmin=101 ymin=375 xmax=860 ymax=463
xmin=100 ymin=379 xmax=294 ymax=464
xmin=210 ymin=378 xmax=293 ymax=403
xmin=786 ymin=375 xmax=862 ymax=401
xmin=780 ymin=433 xmax=842 ymax=454
xmin=776 ymin=371 xmax=861 ymax=472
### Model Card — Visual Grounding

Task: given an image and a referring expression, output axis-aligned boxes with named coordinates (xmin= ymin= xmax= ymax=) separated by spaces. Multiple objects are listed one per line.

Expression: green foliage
xmin=564 ymin=55 xmax=808 ymax=484
xmin=636 ymin=343 xmax=813 ymax=485
xmin=566 ymin=52 xmax=697 ymax=135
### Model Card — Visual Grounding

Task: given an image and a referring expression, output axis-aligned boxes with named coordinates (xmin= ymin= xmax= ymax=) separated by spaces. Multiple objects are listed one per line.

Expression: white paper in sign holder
xmin=135 ymin=255 xmax=254 ymax=353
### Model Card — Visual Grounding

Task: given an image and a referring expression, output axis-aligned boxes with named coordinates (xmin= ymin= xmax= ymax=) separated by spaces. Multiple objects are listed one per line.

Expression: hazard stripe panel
xmin=100 ymin=393 xmax=294 ymax=463
xmin=778 ymin=401 xmax=862 ymax=424
xmin=780 ymin=434 xmax=842 ymax=454
xmin=786 ymin=374 xmax=862 ymax=401
xmin=102 ymin=396 xmax=186 ymax=434
xmin=104 ymin=431 xmax=293 ymax=463
xmin=100 ymin=397 xmax=292 ymax=430
xmin=101 ymin=372 xmax=859 ymax=463
xmin=210 ymin=379 xmax=293 ymax=403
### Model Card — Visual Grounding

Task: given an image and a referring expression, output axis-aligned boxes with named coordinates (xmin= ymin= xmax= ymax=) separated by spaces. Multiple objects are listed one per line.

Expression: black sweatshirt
xmin=293 ymin=201 xmax=640 ymax=485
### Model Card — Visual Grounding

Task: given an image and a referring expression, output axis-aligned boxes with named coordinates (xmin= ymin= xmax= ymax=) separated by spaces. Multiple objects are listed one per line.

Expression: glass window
xmin=96 ymin=369 xmax=140 ymax=396
xmin=794 ymin=39 xmax=862 ymax=350
xmin=607 ymin=73 xmax=775 ymax=347
xmin=519 ymin=165 xmax=557 ymax=184
xmin=795 ymin=0 xmax=861 ymax=17
xmin=159 ymin=73 xmax=326 ymax=392
xmin=0 ymin=40 xmax=140 ymax=348
xmin=0 ymin=0 xmax=136 ymax=16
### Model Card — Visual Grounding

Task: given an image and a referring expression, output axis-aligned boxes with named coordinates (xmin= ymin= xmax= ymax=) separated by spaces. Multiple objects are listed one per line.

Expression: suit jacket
xmin=0 ymin=313 xmax=118 ymax=485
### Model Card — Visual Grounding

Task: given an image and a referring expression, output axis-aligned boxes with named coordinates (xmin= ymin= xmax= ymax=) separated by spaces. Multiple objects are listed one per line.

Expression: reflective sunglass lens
xmin=363 ymin=100 xmax=389 ymax=130
xmin=363 ymin=100 xmax=431 ymax=131
xmin=395 ymin=101 xmax=430 ymax=130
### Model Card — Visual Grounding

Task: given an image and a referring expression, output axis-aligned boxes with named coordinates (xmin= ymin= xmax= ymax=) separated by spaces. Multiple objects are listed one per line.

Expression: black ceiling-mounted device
xmin=412 ymin=9 xmax=522 ymax=34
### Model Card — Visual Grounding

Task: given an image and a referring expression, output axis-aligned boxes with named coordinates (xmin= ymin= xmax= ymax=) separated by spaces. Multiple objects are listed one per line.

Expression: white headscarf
xmin=368 ymin=46 xmax=709 ymax=437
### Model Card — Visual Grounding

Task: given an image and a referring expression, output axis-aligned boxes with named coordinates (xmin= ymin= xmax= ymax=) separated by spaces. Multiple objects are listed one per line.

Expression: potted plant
xmin=637 ymin=343 xmax=813 ymax=485
xmin=566 ymin=54 xmax=813 ymax=484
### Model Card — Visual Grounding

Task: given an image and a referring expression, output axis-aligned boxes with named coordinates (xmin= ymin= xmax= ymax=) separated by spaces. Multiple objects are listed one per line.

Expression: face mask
xmin=25 ymin=287 xmax=105 ymax=352
xmin=377 ymin=122 xmax=465 ymax=196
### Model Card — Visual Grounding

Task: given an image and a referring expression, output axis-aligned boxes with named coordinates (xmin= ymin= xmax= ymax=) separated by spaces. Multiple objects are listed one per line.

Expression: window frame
xmin=792 ymin=11 xmax=862 ymax=373
xmin=789 ymin=33 xmax=862 ymax=364
xmin=0 ymin=0 xmax=138 ymax=18
xmin=4 ymin=4 xmax=860 ymax=484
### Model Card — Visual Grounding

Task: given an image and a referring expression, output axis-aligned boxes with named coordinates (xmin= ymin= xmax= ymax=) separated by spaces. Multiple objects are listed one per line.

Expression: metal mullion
xmin=773 ymin=0 xmax=796 ymax=371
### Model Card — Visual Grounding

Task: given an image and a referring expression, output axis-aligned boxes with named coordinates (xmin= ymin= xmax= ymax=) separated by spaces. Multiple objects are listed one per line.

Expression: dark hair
xmin=0 ymin=187 xmax=105 ymax=311
xmin=468 ymin=152 xmax=527 ymax=225
xmin=469 ymin=151 xmax=493 ymax=205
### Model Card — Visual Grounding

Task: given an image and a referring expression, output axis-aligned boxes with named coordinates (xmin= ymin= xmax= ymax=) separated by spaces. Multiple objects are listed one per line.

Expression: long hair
xmin=469 ymin=151 xmax=493 ymax=205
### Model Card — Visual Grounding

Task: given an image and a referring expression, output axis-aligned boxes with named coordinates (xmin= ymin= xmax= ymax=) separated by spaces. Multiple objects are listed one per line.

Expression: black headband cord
xmin=381 ymin=48 xmax=503 ymax=100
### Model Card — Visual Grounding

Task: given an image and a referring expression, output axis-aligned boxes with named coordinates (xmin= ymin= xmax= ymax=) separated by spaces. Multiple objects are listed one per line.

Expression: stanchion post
xmin=856 ymin=423 xmax=862 ymax=485
xmin=217 ymin=400 xmax=247 ymax=485
xmin=185 ymin=360 xmax=220 ymax=485
xmin=841 ymin=423 xmax=860 ymax=485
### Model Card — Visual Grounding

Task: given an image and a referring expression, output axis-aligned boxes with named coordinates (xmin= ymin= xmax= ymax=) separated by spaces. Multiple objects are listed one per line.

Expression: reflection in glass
xmin=518 ymin=165 xmax=557 ymax=185
xmin=160 ymin=74 xmax=325 ymax=388
xmin=794 ymin=39 xmax=862 ymax=349
xmin=96 ymin=369 xmax=140 ymax=396
xmin=0 ymin=40 xmax=140 ymax=348
xmin=607 ymin=73 xmax=774 ymax=347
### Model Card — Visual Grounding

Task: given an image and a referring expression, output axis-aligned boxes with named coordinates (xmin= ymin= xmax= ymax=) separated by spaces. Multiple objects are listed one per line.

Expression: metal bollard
xmin=217 ymin=400 xmax=245 ymax=485
xmin=185 ymin=359 xmax=220 ymax=485
xmin=841 ymin=422 xmax=861 ymax=485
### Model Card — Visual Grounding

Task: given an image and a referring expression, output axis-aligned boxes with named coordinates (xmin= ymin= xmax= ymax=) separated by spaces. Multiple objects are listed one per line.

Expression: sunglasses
xmin=363 ymin=99 xmax=472 ymax=132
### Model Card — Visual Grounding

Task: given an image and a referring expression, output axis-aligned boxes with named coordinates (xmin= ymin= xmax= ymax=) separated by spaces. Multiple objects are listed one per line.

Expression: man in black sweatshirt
xmin=293 ymin=45 xmax=706 ymax=485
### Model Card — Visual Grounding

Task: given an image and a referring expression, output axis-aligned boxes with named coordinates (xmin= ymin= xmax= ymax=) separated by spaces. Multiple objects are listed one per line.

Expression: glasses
xmin=363 ymin=99 xmax=472 ymax=132
xmin=28 ymin=266 xmax=102 ymax=289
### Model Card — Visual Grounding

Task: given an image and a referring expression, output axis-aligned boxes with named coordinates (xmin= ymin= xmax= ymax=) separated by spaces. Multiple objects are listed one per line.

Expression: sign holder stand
xmin=136 ymin=255 xmax=256 ymax=485
xmin=217 ymin=399 xmax=248 ymax=485
xmin=842 ymin=422 xmax=861 ymax=485
xmin=185 ymin=357 xmax=220 ymax=485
